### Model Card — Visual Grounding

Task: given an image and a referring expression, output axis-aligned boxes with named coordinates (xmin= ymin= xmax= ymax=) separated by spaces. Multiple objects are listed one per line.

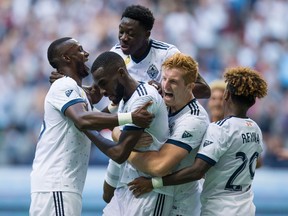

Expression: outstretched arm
xmin=128 ymin=157 xmax=211 ymax=197
xmin=65 ymin=101 xmax=154 ymax=130
xmin=128 ymin=143 xmax=188 ymax=177
xmin=84 ymin=128 xmax=144 ymax=164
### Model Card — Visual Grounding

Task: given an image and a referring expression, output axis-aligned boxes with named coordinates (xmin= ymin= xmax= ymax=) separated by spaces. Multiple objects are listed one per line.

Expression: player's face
xmin=62 ymin=39 xmax=90 ymax=78
xmin=162 ymin=68 xmax=193 ymax=112
xmin=118 ymin=17 xmax=149 ymax=59
xmin=208 ymin=88 xmax=225 ymax=121
xmin=92 ymin=68 xmax=124 ymax=105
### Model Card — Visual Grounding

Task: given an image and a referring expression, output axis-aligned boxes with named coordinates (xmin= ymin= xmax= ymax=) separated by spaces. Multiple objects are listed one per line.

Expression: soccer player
xmin=84 ymin=51 xmax=174 ymax=215
xmin=129 ymin=66 xmax=268 ymax=216
xmin=207 ymin=79 xmax=226 ymax=122
xmin=102 ymin=4 xmax=211 ymax=204
xmin=29 ymin=38 xmax=153 ymax=216
xmin=126 ymin=53 xmax=210 ymax=216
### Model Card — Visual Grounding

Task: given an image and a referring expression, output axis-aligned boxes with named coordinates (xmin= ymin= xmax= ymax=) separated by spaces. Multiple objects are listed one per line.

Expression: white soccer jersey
xmin=197 ymin=116 xmax=264 ymax=215
xmin=167 ymin=99 xmax=210 ymax=216
xmin=117 ymin=82 xmax=173 ymax=195
xmin=31 ymin=76 xmax=92 ymax=195
xmin=111 ymin=39 xmax=180 ymax=82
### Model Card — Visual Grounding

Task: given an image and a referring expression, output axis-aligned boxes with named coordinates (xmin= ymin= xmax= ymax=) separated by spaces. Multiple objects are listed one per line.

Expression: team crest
xmin=182 ymin=131 xmax=193 ymax=138
xmin=203 ymin=140 xmax=213 ymax=147
xmin=147 ymin=64 xmax=159 ymax=79
xmin=65 ymin=89 xmax=73 ymax=97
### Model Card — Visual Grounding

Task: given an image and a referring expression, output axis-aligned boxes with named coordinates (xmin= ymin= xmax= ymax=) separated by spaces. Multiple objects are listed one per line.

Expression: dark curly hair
xmin=91 ymin=51 xmax=125 ymax=74
xmin=224 ymin=66 xmax=268 ymax=106
xmin=121 ymin=5 xmax=155 ymax=31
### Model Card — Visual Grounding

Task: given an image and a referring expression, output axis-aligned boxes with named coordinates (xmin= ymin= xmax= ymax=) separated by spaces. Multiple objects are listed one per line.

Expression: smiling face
xmin=92 ymin=67 xmax=125 ymax=105
xmin=118 ymin=17 xmax=150 ymax=59
xmin=60 ymin=39 xmax=90 ymax=78
xmin=161 ymin=68 xmax=194 ymax=113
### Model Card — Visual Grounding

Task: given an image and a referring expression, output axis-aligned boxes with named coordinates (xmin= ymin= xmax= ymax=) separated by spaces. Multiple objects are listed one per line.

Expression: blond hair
xmin=162 ymin=53 xmax=198 ymax=85
xmin=210 ymin=80 xmax=226 ymax=91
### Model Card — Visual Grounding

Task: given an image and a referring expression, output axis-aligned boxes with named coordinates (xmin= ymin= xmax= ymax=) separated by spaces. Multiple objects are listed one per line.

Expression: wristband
xmin=108 ymin=102 xmax=118 ymax=114
xmin=151 ymin=177 xmax=163 ymax=188
xmin=118 ymin=112 xmax=132 ymax=125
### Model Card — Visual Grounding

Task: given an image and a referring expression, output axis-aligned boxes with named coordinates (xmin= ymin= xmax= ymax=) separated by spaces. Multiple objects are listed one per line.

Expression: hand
xmin=128 ymin=177 xmax=153 ymax=198
xmin=83 ymin=84 xmax=103 ymax=105
xmin=148 ymin=80 xmax=162 ymax=95
xmin=49 ymin=71 xmax=64 ymax=84
xmin=134 ymin=132 xmax=153 ymax=149
xmin=132 ymin=101 xmax=154 ymax=128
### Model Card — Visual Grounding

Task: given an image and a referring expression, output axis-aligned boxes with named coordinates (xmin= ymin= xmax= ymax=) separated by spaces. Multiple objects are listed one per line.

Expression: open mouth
xmin=164 ymin=92 xmax=173 ymax=98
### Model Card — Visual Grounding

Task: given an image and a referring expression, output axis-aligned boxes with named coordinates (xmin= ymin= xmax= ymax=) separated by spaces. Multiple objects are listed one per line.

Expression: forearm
xmin=163 ymin=166 xmax=203 ymax=186
xmin=129 ymin=151 xmax=171 ymax=177
xmin=77 ymin=111 xmax=119 ymax=130
xmin=85 ymin=129 xmax=143 ymax=164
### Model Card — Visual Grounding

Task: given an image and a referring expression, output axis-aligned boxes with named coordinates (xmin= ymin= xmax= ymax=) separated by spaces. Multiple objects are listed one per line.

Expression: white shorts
xmin=170 ymin=182 xmax=201 ymax=216
xmin=200 ymin=190 xmax=255 ymax=216
xmin=30 ymin=191 xmax=82 ymax=216
xmin=103 ymin=186 xmax=173 ymax=216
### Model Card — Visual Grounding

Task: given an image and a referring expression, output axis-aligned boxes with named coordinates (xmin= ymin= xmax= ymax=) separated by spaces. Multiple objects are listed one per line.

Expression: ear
xmin=145 ymin=30 xmax=151 ymax=40
xmin=223 ymin=89 xmax=230 ymax=101
xmin=62 ymin=54 xmax=70 ymax=62
xmin=118 ymin=67 xmax=126 ymax=77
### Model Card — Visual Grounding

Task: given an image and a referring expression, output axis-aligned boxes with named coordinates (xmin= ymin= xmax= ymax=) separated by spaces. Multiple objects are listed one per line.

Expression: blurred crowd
xmin=0 ymin=0 xmax=287 ymax=167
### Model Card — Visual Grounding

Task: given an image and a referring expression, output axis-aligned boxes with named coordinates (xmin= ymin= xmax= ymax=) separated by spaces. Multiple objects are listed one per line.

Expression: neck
xmin=131 ymin=39 xmax=150 ymax=60
xmin=58 ymin=67 xmax=82 ymax=86
xmin=224 ymin=104 xmax=248 ymax=118
xmin=122 ymin=76 xmax=139 ymax=102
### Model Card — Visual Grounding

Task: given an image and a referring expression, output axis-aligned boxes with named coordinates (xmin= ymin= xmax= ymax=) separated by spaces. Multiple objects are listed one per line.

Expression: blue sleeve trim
xmin=123 ymin=125 xmax=143 ymax=131
xmin=196 ymin=153 xmax=216 ymax=166
xmin=166 ymin=139 xmax=192 ymax=153
xmin=61 ymin=98 xmax=85 ymax=115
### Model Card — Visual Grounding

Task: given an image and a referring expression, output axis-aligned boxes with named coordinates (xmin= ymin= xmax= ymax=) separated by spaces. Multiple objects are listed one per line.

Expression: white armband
xmin=107 ymin=102 xmax=118 ymax=114
xmin=151 ymin=177 xmax=163 ymax=188
xmin=118 ymin=112 xmax=132 ymax=125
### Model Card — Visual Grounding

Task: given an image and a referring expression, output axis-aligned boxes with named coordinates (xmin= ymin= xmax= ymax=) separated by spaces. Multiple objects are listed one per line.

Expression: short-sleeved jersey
xmin=197 ymin=116 xmax=263 ymax=215
xmin=111 ymin=39 xmax=180 ymax=82
xmin=167 ymin=99 xmax=209 ymax=215
xmin=31 ymin=76 xmax=92 ymax=195
xmin=116 ymin=82 xmax=173 ymax=195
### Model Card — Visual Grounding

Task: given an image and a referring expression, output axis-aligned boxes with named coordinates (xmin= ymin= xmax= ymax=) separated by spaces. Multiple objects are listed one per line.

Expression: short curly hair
xmin=162 ymin=53 xmax=198 ymax=85
xmin=224 ymin=66 xmax=267 ymax=106
xmin=121 ymin=5 xmax=155 ymax=31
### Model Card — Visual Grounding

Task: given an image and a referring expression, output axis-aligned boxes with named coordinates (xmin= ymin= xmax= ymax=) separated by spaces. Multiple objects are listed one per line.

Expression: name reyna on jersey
xmin=242 ymin=132 xmax=260 ymax=144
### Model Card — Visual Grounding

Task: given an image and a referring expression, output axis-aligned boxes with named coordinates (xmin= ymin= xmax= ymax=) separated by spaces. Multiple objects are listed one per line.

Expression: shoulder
xmin=51 ymin=76 xmax=77 ymax=91
xmin=150 ymin=39 xmax=179 ymax=52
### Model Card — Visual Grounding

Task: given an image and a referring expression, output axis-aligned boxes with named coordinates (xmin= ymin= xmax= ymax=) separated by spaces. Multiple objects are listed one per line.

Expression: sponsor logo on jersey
xmin=182 ymin=131 xmax=193 ymax=138
xmin=65 ymin=89 xmax=73 ymax=97
xmin=203 ymin=140 xmax=213 ymax=147
xmin=147 ymin=64 xmax=159 ymax=79
xmin=125 ymin=56 xmax=131 ymax=65
xmin=245 ymin=121 xmax=253 ymax=127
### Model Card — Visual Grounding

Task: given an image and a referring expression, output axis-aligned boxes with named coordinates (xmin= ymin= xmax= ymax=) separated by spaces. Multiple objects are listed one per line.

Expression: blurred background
xmin=0 ymin=0 xmax=287 ymax=215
